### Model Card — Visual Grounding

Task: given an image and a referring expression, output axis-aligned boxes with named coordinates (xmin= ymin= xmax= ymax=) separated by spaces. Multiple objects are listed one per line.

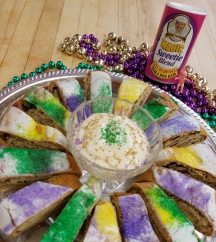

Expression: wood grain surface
xmin=0 ymin=0 xmax=215 ymax=90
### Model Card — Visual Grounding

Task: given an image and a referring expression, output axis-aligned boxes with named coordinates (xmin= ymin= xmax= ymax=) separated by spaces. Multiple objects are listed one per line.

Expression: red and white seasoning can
xmin=145 ymin=2 xmax=206 ymax=84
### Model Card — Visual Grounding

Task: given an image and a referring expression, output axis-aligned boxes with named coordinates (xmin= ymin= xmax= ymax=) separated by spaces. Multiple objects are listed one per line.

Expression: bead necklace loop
xmin=1 ymin=32 xmax=216 ymax=130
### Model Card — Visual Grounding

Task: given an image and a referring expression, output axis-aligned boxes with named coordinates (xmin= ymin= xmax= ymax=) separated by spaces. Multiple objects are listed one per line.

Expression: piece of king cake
xmin=111 ymin=192 xmax=159 ymax=242
xmin=48 ymin=77 xmax=85 ymax=112
xmin=152 ymin=143 xmax=216 ymax=189
xmin=41 ymin=176 xmax=102 ymax=242
xmin=83 ymin=70 xmax=113 ymax=113
xmin=0 ymin=106 xmax=69 ymax=152
xmin=0 ymin=174 xmax=82 ymax=201
xmin=82 ymin=200 xmax=122 ymax=242
xmin=144 ymin=92 xmax=178 ymax=123
xmin=0 ymin=181 xmax=74 ymax=237
xmin=159 ymin=115 xmax=208 ymax=147
xmin=131 ymin=92 xmax=179 ymax=127
xmin=18 ymin=86 xmax=71 ymax=135
xmin=136 ymin=166 xmax=216 ymax=236
xmin=126 ymin=182 xmax=198 ymax=242
xmin=0 ymin=147 xmax=82 ymax=190
xmin=114 ymin=77 xmax=152 ymax=116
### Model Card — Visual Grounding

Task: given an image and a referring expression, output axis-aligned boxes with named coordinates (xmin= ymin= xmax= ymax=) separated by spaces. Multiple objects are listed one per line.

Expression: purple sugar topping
xmin=77 ymin=105 xmax=92 ymax=123
xmin=75 ymin=138 xmax=82 ymax=145
xmin=84 ymin=105 xmax=92 ymax=118
xmin=2 ymin=218 xmax=19 ymax=234
xmin=153 ymin=167 xmax=213 ymax=212
xmin=66 ymin=96 xmax=83 ymax=112
xmin=84 ymin=216 xmax=105 ymax=240
xmin=118 ymin=194 xmax=159 ymax=241
xmin=77 ymin=110 xmax=84 ymax=123
xmin=1 ymin=182 xmax=71 ymax=234
xmin=159 ymin=116 xmax=200 ymax=140
xmin=8 ymin=182 xmax=71 ymax=219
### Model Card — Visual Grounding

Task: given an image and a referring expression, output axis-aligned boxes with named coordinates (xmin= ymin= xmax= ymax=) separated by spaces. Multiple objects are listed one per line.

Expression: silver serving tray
xmin=0 ymin=69 xmax=216 ymax=242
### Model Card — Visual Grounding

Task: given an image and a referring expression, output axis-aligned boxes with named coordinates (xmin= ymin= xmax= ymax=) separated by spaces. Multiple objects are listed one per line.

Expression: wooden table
xmin=0 ymin=0 xmax=215 ymax=91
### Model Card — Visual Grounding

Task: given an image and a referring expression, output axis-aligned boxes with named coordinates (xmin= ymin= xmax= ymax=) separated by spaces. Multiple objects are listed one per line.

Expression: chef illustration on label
xmin=166 ymin=15 xmax=191 ymax=42
xmin=146 ymin=13 xmax=194 ymax=89
xmin=145 ymin=3 xmax=206 ymax=92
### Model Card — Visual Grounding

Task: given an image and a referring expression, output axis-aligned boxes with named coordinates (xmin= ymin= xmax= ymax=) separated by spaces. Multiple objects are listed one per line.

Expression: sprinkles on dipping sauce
xmin=73 ymin=113 xmax=150 ymax=170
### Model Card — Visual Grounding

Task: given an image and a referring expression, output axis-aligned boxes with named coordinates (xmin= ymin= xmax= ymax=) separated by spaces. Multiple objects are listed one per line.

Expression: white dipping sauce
xmin=73 ymin=113 xmax=150 ymax=170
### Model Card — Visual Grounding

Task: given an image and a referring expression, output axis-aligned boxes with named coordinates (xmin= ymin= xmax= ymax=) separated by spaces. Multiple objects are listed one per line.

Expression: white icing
xmin=160 ymin=115 xmax=200 ymax=141
xmin=167 ymin=223 xmax=197 ymax=242
xmin=90 ymin=71 xmax=111 ymax=99
xmin=85 ymin=176 xmax=102 ymax=199
xmin=152 ymin=166 xmax=216 ymax=229
xmin=0 ymin=106 xmax=68 ymax=148
xmin=0 ymin=151 xmax=70 ymax=178
xmin=78 ymin=184 xmax=100 ymax=200
xmin=153 ymin=147 xmax=174 ymax=161
xmin=0 ymin=197 xmax=25 ymax=235
xmin=188 ymin=143 xmax=216 ymax=175
xmin=145 ymin=184 xmax=197 ymax=242
xmin=0 ymin=106 xmax=33 ymax=134
xmin=153 ymin=143 xmax=216 ymax=176
xmin=22 ymin=86 xmax=70 ymax=128
xmin=73 ymin=113 xmax=150 ymax=170
xmin=53 ymin=77 xmax=83 ymax=98
xmin=83 ymin=201 xmax=121 ymax=242
xmin=0 ymin=182 xmax=72 ymax=235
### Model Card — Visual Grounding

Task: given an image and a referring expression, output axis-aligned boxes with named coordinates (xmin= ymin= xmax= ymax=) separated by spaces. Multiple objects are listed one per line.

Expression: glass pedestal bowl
xmin=67 ymin=97 xmax=162 ymax=194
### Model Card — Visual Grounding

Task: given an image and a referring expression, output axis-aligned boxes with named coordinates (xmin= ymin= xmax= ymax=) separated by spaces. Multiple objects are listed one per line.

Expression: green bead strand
xmin=48 ymin=61 xmax=55 ymax=69
xmin=85 ymin=64 xmax=91 ymax=69
xmin=210 ymin=114 xmax=216 ymax=121
xmin=202 ymin=113 xmax=209 ymax=119
xmin=41 ymin=63 xmax=48 ymax=71
xmin=21 ymin=73 xmax=28 ymax=79
xmin=96 ymin=66 xmax=102 ymax=70
xmin=208 ymin=120 xmax=216 ymax=128
xmin=3 ymin=61 xmax=67 ymax=91
xmin=78 ymin=62 xmax=85 ymax=68
xmin=8 ymin=81 xmax=14 ymax=86
xmin=61 ymin=65 xmax=67 ymax=70
xmin=29 ymin=72 xmax=36 ymax=77
xmin=76 ymin=62 xmax=103 ymax=71
xmin=13 ymin=76 xmax=20 ymax=82
xmin=35 ymin=68 xmax=43 ymax=74
xmin=56 ymin=61 xmax=63 ymax=69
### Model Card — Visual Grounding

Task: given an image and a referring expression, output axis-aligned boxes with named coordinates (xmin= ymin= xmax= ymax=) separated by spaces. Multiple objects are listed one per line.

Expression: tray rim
xmin=0 ymin=68 xmax=215 ymax=242
xmin=1 ymin=68 xmax=216 ymax=147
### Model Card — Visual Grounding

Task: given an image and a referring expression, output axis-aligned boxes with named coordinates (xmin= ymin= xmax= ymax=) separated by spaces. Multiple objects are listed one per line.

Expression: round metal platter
xmin=0 ymin=68 xmax=215 ymax=242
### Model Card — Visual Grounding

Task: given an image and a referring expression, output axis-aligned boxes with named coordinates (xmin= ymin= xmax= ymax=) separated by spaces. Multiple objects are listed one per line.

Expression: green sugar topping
xmin=100 ymin=119 xmax=127 ymax=146
xmin=145 ymin=185 xmax=192 ymax=228
xmin=41 ymin=184 xmax=98 ymax=242
xmin=131 ymin=109 xmax=152 ymax=130
xmin=91 ymin=81 xmax=112 ymax=113
xmin=92 ymin=99 xmax=113 ymax=113
xmin=143 ymin=99 xmax=169 ymax=120
xmin=170 ymin=96 xmax=179 ymax=105
xmin=74 ymin=82 xmax=85 ymax=100
xmin=24 ymin=87 xmax=69 ymax=128
xmin=0 ymin=148 xmax=64 ymax=174
xmin=91 ymin=81 xmax=112 ymax=99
